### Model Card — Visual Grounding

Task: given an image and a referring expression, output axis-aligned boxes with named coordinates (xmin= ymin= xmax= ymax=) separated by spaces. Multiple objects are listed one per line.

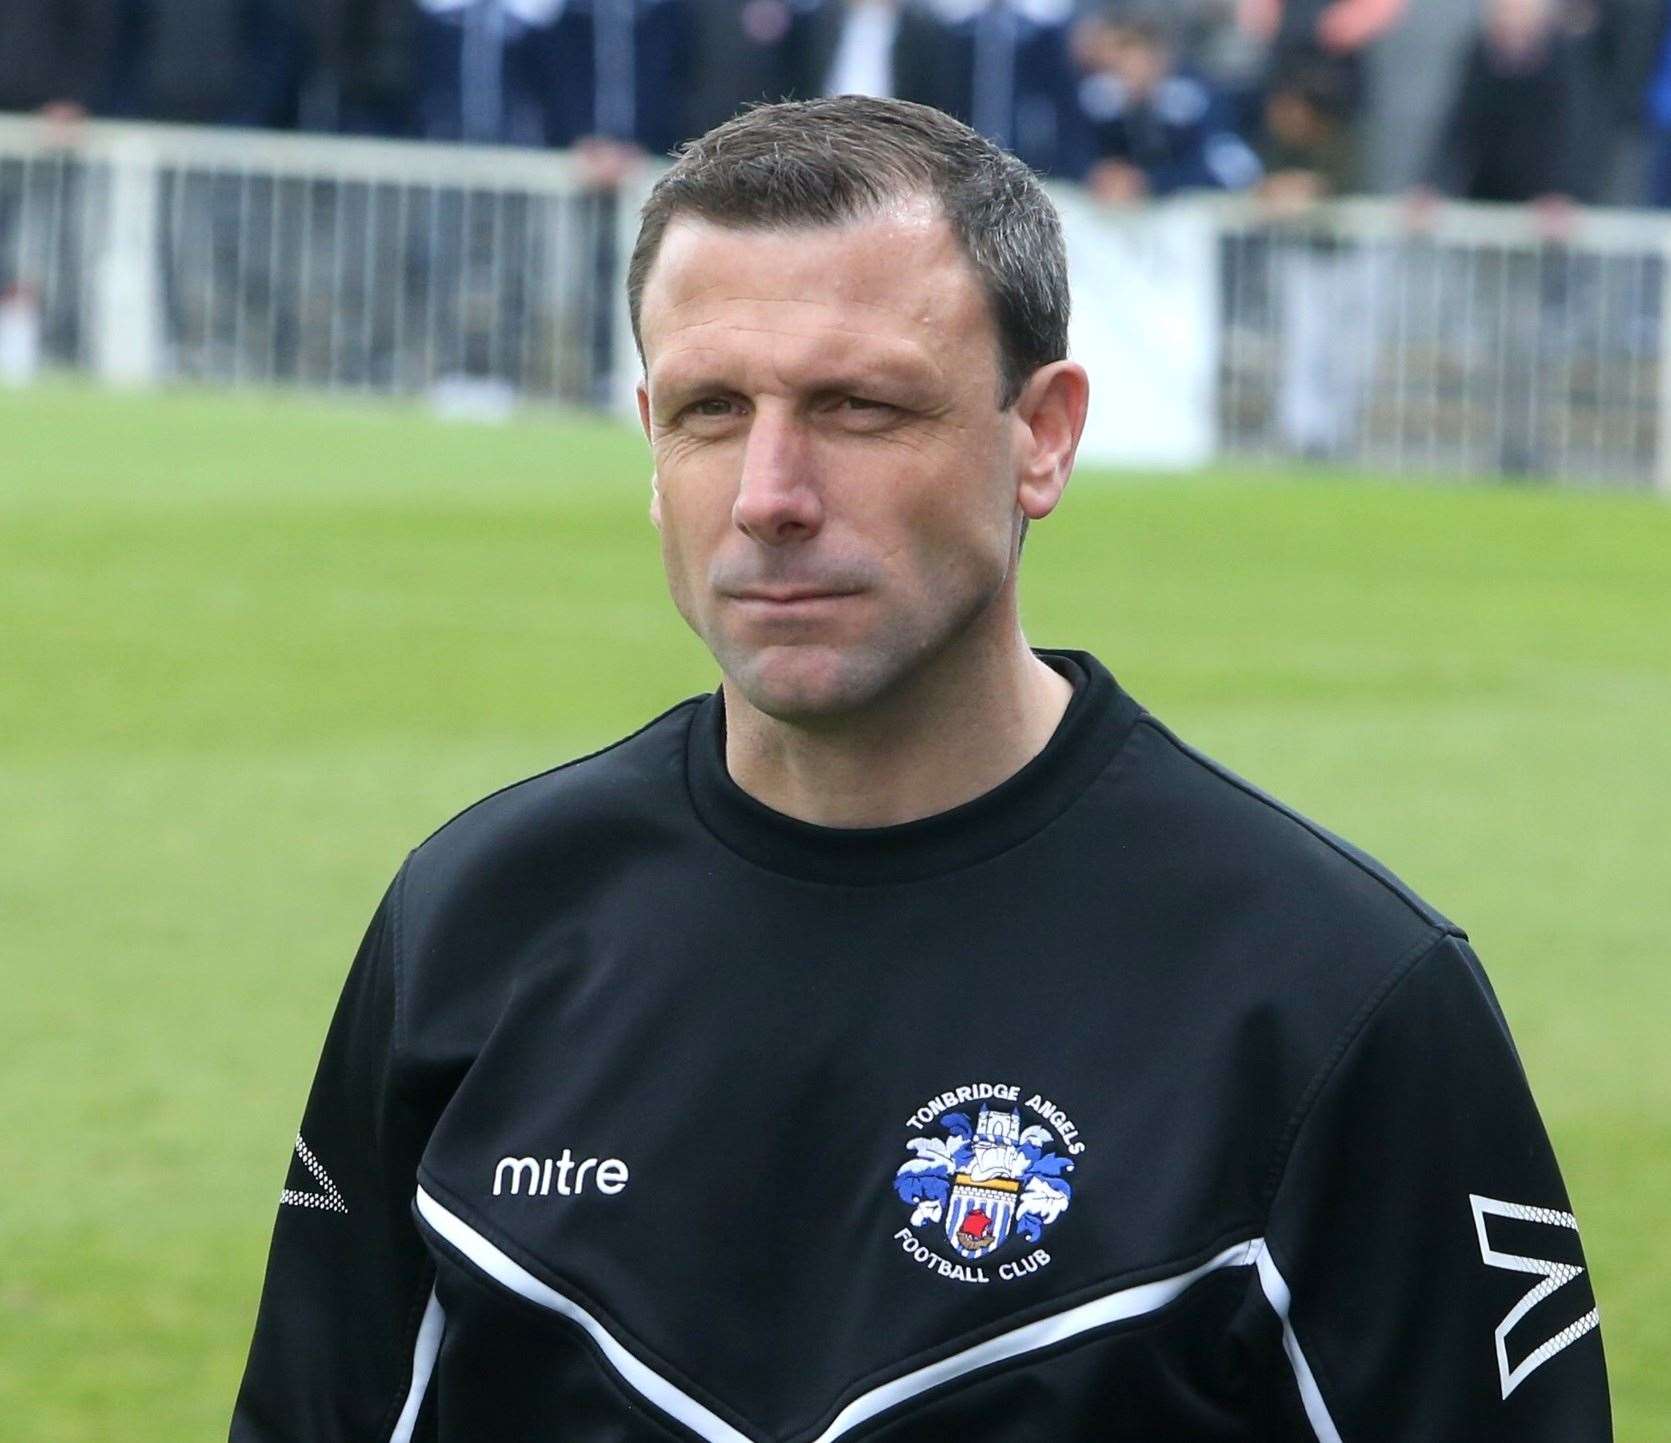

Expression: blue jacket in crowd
xmin=1077 ymin=69 xmax=1261 ymax=196
xmin=414 ymin=0 xmax=689 ymax=151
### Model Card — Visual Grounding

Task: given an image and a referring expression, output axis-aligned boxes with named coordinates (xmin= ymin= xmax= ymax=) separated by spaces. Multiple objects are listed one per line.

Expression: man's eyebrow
xmin=648 ymin=372 xmax=734 ymax=410
xmin=652 ymin=360 xmax=938 ymax=406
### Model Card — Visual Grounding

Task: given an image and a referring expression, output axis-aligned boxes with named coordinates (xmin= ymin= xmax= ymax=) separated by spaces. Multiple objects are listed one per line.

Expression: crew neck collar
xmin=684 ymin=649 xmax=1142 ymax=885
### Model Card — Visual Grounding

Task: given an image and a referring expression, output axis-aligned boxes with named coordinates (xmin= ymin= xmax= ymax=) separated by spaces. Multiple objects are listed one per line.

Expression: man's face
xmin=636 ymin=202 xmax=1040 ymax=721
xmin=1102 ymin=30 xmax=1169 ymax=95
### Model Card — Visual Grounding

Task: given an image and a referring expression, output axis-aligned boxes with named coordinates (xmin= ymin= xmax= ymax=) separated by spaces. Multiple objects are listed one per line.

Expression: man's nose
xmin=732 ymin=411 xmax=822 ymax=546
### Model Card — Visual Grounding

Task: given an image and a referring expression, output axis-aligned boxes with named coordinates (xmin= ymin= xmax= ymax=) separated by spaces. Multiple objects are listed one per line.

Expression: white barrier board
xmin=1056 ymin=191 xmax=1218 ymax=471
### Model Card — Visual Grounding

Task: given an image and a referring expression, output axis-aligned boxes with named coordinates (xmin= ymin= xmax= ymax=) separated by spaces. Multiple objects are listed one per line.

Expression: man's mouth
xmin=731 ymin=587 xmax=861 ymax=604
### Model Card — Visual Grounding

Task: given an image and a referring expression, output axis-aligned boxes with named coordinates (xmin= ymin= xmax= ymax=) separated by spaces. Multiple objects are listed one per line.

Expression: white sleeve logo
xmin=280 ymin=1132 xmax=347 ymax=1214
xmin=1469 ymin=1194 xmax=1598 ymax=1399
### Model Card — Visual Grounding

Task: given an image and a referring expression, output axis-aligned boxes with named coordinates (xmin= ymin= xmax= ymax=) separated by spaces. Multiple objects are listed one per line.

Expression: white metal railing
xmin=0 ymin=115 xmax=642 ymax=410
xmin=1212 ymin=196 xmax=1671 ymax=490
xmin=4 ymin=113 xmax=1670 ymax=490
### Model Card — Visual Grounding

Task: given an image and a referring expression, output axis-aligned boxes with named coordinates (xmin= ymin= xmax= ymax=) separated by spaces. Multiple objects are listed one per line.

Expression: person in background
xmin=1238 ymin=0 xmax=1406 ymax=71
xmin=1641 ymin=0 xmax=1671 ymax=203
xmin=411 ymin=0 xmax=570 ymax=147
xmin=912 ymin=0 xmax=1090 ymax=179
xmin=683 ymin=0 xmax=800 ymax=137
xmin=0 ymin=0 xmax=121 ymax=373
xmin=1121 ymin=0 xmax=1265 ymax=135
xmin=1557 ymin=0 xmax=1648 ymax=205
xmin=412 ymin=0 xmax=688 ymax=162
xmin=786 ymin=0 xmax=948 ymax=110
xmin=410 ymin=0 xmax=690 ymax=405
xmin=1256 ymin=57 xmax=1374 ymax=460
xmin=684 ymin=0 xmax=951 ymax=162
xmin=105 ymin=0 xmax=307 ymax=391
xmin=110 ymin=0 xmax=302 ymax=128
xmin=1421 ymin=0 xmax=1584 ymax=217
xmin=1417 ymin=0 xmax=1590 ymax=474
xmin=1073 ymin=7 xmax=1261 ymax=204
xmin=0 ymin=0 xmax=120 ymax=124
xmin=1257 ymin=49 xmax=1356 ymax=205
xmin=1236 ymin=0 xmax=1404 ymax=124
xmin=551 ymin=0 xmax=691 ymax=167
xmin=294 ymin=0 xmax=419 ymax=135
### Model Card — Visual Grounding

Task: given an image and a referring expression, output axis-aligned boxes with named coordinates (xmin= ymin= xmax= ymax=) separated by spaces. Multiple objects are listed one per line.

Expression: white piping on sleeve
xmin=389 ymin=1285 xmax=446 ymax=1443
xmin=1254 ymin=1244 xmax=1345 ymax=1443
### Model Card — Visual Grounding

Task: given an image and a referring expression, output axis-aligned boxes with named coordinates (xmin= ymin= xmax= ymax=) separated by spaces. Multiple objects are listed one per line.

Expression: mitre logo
xmin=891 ymin=1082 xmax=1083 ymax=1285
xmin=492 ymin=1149 xmax=630 ymax=1198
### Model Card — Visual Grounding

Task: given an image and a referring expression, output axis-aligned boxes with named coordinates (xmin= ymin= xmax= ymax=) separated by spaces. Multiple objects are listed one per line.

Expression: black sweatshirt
xmin=231 ymin=651 xmax=1611 ymax=1441
xmin=1426 ymin=35 xmax=1587 ymax=204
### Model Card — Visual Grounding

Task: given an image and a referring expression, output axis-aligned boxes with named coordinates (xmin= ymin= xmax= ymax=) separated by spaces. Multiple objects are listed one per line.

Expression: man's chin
xmin=722 ymin=643 xmax=896 ymax=725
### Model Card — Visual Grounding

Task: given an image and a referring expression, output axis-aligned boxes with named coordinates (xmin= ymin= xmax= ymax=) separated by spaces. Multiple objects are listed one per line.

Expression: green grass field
xmin=2 ymin=384 xmax=1667 ymax=1438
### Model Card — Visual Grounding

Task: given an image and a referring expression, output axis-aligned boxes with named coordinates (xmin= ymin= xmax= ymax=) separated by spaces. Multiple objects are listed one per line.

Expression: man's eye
xmin=686 ymin=398 xmax=736 ymax=418
xmin=840 ymin=397 xmax=894 ymax=414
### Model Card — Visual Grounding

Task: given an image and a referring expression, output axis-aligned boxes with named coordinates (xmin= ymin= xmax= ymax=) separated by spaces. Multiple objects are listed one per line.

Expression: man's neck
xmin=721 ymin=633 xmax=1074 ymax=829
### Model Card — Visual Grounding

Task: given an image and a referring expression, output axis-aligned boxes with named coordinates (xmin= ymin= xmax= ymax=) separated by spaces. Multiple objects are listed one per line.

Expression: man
xmin=0 ymin=0 xmax=119 ymax=371
xmin=682 ymin=0 xmax=800 ymax=138
xmin=908 ymin=0 xmax=1092 ymax=178
xmin=1255 ymin=55 xmax=1373 ymax=460
xmin=1074 ymin=8 xmax=1262 ymax=204
xmin=111 ymin=0 xmax=302 ymax=127
xmin=1237 ymin=0 xmax=1406 ymax=105
xmin=294 ymin=0 xmax=420 ymax=136
xmin=784 ymin=0 xmax=950 ymax=111
xmin=1421 ymin=0 xmax=1586 ymax=209
xmin=230 ymin=97 xmax=1611 ymax=1439
xmin=411 ymin=0 xmax=689 ymax=153
xmin=0 ymin=0 xmax=118 ymax=121
xmin=1414 ymin=0 xmax=1586 ymax=474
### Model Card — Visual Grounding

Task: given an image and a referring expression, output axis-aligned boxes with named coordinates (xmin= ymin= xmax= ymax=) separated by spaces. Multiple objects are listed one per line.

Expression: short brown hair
xmin=626 ymin=96 xmax=1071 ymax=408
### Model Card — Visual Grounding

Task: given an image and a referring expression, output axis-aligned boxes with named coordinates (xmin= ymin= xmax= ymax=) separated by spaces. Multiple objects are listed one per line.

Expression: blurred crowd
xmin=5 ymin=0 xmax=1671 ymax=207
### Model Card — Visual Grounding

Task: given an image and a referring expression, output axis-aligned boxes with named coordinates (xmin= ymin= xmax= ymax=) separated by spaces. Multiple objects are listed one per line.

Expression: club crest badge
xmin=891 ymin=1082 xmax=1084 ymax=1285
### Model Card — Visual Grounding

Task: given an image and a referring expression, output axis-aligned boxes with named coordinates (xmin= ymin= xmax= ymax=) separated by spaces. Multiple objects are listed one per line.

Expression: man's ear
xmin=637 ymin=381 xmax=662 ymax=529
xmin=636 ymin=379 xmax=653 ymax=442
xmin=1013 ymin=360 xmax=1089 ymax=522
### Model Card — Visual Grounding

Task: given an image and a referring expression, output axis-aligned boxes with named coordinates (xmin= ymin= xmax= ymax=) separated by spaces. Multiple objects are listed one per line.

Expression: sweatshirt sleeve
xmin=1255 ymin=933 xmax=1611 ymax=1440
xmin=230 ymin=865 xmax=443 ymax=1442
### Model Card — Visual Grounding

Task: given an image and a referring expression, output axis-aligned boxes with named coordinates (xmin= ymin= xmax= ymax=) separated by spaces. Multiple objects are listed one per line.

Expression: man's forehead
xmin=655 ymin=193 xmax=951 ymax=269
xmin=639 ymin=203 xmax=985 ymax=353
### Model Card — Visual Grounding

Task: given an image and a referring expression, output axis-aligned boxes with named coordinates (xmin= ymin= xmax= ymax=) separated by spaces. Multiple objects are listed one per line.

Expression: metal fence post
xmin=93 ymin=133 xmax=164 ymax=386
xmin=608 ymin=166 xmax=657 ymax=423
xmin=1658 ymin=232 xmax=1671 ymax=495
